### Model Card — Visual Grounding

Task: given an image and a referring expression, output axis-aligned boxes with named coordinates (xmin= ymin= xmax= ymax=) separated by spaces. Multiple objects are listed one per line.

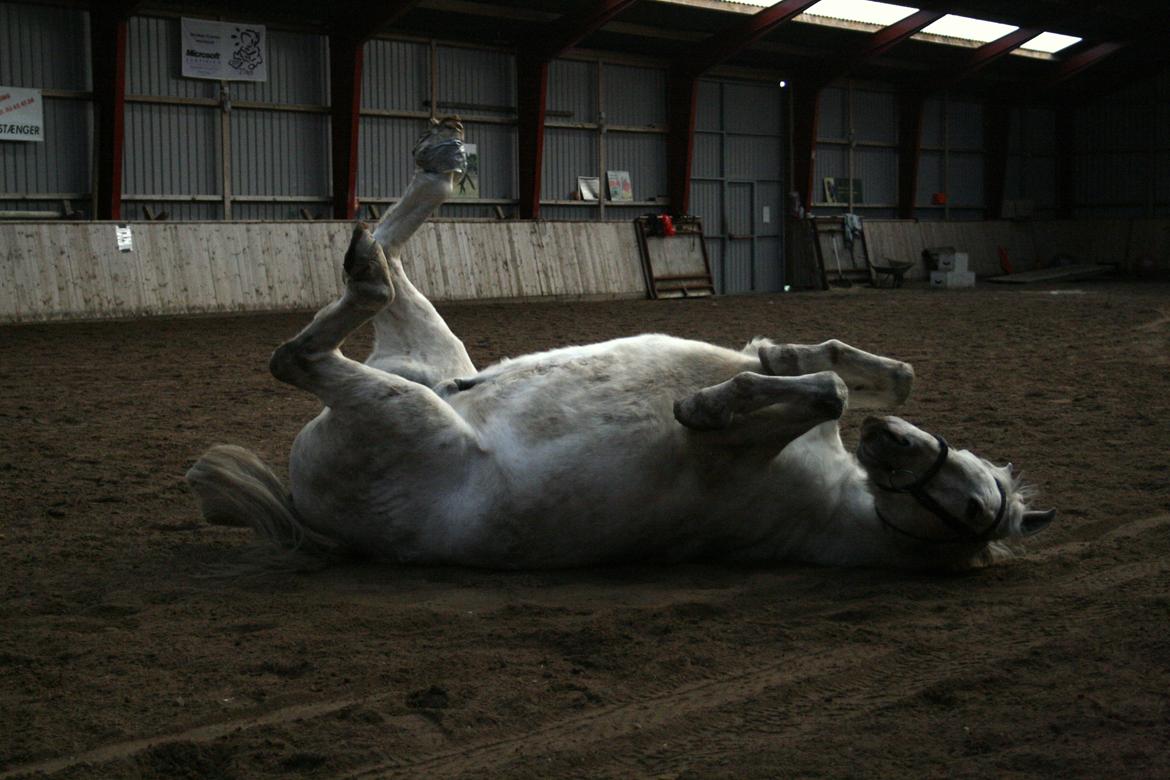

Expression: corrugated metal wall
xmin=539 ymin=58 xmax=667 ymax=222
xmin=914 ymin=95 xmax=984 ymax=221
xmin=1071 ymin=72 xmax=1169 ymax=217
xmin=433 ymin=45 xmax=516 ymax=218
xmin=230 ymin=30 xmax=331 ymax=220
xmin=1005 ymin=106 xmax=1057 ymax=216
xmin=815 ymin=83 xmax=898 ymax=220
xmin=549 ymin=59 xmax=595 ymax=123
xmin=691 ymin=78 xmax=785 ymax=294
xmin=0 ymin=2 xmax=91 ymax=215
xmin=359 ymin=38 xmax=429 ymax=210
xmin=123 ymin=17 xmax=332 ymax=220
xmin=5 ymin=1 xmax=1168 ymax=242
xmin=123 ymin=15 xmax=220 ymax=219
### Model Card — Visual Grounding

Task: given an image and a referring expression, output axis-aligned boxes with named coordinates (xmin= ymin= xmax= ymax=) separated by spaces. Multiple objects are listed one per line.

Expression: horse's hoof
xmin=343 ymin=224 xmax=393 ymax=304
xmin=413 ymin=116 xmax=467 ymax=174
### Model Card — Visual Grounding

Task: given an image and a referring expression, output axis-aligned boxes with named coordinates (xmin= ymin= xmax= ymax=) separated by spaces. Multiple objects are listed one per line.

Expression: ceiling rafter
xmin=532 ymin=0 xmax=643 ymax=62
xmin=1044 ymin=41 xmax=1126 ymax=87
xmin=805 ymin=8 xmax=946 ymax=89
xmin=924 ymin=26 xmax=1043 ymax=93
xmin=676 ymin=0 xmax=821 ymax=77
xmin=329 ymin=0 xmax=421 ymax=42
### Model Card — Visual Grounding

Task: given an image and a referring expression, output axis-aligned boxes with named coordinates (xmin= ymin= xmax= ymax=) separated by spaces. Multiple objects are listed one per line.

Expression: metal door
xmin=724 ymin=181 xmax=755 ymax=293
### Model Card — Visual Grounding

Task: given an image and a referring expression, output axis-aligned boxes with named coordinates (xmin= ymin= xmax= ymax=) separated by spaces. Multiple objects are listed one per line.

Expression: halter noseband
xmin=874 ymin=435 xmax=1007 ymax=545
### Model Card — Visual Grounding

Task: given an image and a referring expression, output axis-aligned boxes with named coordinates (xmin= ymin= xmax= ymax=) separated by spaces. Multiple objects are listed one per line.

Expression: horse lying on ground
xmin=187 ymin=118 xmax=1054 ymax=571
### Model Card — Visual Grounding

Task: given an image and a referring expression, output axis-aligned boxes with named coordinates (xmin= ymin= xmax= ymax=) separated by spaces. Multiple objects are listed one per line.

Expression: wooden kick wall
xmin=862 ymin=218 xmax=1170 ymax=279
xmin=0 ymin=221 xmax=647 ymax=323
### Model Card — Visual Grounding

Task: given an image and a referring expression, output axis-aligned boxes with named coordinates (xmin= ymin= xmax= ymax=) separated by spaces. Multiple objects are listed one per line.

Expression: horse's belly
xmin=453 ymin=436 xmax=783 ymax=567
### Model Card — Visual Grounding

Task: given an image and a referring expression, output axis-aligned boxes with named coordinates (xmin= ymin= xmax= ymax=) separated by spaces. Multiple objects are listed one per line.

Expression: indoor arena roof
xmin=66 ymin=0 xmax=1170 ymax=102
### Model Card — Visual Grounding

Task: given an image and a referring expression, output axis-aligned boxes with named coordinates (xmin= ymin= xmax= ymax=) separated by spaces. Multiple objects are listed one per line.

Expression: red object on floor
xmin=658 ymin=215 xmax=676 ymax=236
xmin=998 ymin=246 xmax=1013 ymax=274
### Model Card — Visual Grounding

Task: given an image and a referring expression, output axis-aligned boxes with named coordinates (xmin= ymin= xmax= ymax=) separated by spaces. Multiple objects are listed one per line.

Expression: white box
xmin=937 ymin=252 xmax=969 ymax=272
xmin=930 ymin=270 xmax=975 ymax=289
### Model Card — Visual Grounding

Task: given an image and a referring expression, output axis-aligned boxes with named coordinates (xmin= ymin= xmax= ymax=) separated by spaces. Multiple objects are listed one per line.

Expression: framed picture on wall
xmin=577 ymin=176 xmax=600 ymax=201
xmin=454 ymin=144 xmax=479 ymax=198
xmin=607 ymin=170 xmax=633 ymax=202
xmin=824 ymin=177 xmax=863 ymax=205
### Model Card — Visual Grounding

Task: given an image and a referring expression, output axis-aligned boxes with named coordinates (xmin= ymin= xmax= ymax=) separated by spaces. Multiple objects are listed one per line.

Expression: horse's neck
xmin=772 ymin=424 xmax=918 ymax=568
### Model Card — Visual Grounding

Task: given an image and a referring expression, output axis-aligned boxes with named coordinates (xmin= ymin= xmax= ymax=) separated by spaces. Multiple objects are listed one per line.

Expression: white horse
xmin=188 ymin=118 xmax=1055 ymax=571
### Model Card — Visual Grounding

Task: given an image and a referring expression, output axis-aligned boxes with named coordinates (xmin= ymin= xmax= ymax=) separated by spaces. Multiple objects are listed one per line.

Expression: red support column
xmin=517 ymin=55 xmax=548 ymax=220
xmin=983 ymin=101 xmax=1011 ymax=220
xmin=330 ymin=34 xmax=364 ymax=220
xmin=90 ymin=11 xmax=129 ymax=221
xmin=790 ymin=83 xmax=820 ymax=215
xmin=1055 ymin=105 xmax=1076 ymax=218
xmin=666 ymin=70 xmax=697 ymax=217
xmin=897 ymin=91 xmax=924 ymax=219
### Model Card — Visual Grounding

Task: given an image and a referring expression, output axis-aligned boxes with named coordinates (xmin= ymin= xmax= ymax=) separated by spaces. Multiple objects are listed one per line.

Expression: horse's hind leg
xmin=364 ymin=117 xmax=476 ymax=388
xmin=756 ymin=339 xmax=913 ymax=409
xmin=269 ymin=225 xmax=476 ymax=452
xmin=675 ymin=371 xmax=848 ymax=449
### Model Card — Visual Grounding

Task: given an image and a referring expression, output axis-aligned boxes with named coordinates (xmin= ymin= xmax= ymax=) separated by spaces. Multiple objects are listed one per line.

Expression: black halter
xmin=873 ymin=435 xmax=1007 ymax=545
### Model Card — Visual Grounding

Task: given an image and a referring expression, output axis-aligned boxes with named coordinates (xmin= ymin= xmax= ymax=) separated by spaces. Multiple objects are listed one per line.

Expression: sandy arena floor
xmin=2 ymin=281 xmax=1169 ymax=778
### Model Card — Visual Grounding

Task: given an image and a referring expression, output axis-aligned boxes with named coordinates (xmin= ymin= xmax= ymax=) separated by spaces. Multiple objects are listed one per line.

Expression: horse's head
xmin=857 ymin=415 xmax=1055 ymax=547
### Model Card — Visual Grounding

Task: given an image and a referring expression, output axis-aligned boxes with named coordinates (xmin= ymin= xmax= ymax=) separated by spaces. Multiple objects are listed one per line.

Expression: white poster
xmin=454 ymin=144 xmax=479 ymax=198
xmin=0 ymin=86 xmax=44 ymax=142
xmin=181 ymin=18 xmax=267 ymax=82
xmin=115 ymin=225 xmax=134 ymax=253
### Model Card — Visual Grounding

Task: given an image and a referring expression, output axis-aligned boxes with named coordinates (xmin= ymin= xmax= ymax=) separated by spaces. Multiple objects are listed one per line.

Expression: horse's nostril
xmin=880 ymin=428 xmax=911 ymax=447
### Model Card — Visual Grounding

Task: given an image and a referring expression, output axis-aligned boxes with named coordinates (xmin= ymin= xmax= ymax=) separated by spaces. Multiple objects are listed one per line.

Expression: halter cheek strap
xmin=874 ymin=435 xmax=1008 ymax=545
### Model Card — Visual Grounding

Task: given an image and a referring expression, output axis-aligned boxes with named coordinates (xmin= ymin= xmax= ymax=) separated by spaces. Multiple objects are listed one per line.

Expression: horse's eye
xmin=965 ymin=498 xmax=983 ymax=520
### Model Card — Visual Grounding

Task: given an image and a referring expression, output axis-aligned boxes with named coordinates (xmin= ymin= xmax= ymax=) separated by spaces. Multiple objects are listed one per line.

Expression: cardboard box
xmin=937 ymin=252 xmax=969 ymax=273
xmin=930 ymin=270 xmax=975 ymax=289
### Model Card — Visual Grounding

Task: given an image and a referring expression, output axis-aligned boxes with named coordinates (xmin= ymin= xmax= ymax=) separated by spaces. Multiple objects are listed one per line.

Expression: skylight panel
xmin=921 ymin=14 xmax=1018 ymax=42
xmin=1019 ymin=32 xmax=1082 ymax=54
xmin=803 ymin=0 xmax=920 ymax=27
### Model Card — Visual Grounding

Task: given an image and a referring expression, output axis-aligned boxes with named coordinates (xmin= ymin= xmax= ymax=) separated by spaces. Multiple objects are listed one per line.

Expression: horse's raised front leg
xmin=269 ymin=225 xmax=477 ymax=452
xmin=365 ymin=116 xmax=476 ymax=388
xmin=674 ymin=371 xmax=848 ymax=449
xmin=756 ymin=339 xmax=913 ymax=409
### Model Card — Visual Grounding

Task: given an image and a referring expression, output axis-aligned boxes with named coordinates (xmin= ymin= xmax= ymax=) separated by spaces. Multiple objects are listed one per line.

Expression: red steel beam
xmin=1046 ymin=41 xmax=1125 ymax=87
xmin=517 ymin=55 xmax=549 ymax=219
xmin=327 ymin=3 xmax=418 ymax=219
xmin=536 ymin=0 xmax=641 ymax=61
xmin=925 ymin=27 xmax=1042 ymax=94
xmin=680 ymin=0 xmax=821 ymax=77
xmin=666 ymin=70 xmax=698 ymax=216
xmin=517 ymin=1 xmax=640 ymax=218
xmin=90 ymin=4 xmax=135 ymax=221
xmin=816 ymin=9 xmax=945 ymax=89
xmin=896 ymin=91 xmax=924 ymax=219
xmin=329 ymin=34 xmax=364 ymax=220
xmin=983 ymin=101 xmax=1011 ymax=220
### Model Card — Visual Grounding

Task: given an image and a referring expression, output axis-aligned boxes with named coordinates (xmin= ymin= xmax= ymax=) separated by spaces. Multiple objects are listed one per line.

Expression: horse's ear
xmin=1020 ymin=508 xmax=1056 ymax=536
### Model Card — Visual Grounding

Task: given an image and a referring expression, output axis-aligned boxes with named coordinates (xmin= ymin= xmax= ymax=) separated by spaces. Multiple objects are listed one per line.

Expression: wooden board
xmin=783 ymin=217 xmax=825 ymax=290
xmin=810 ymin=218 xmax=870 ymax=283
xmin=986 ymin=264 xmax=1115 ymax=284
xmin=635 ymin=216 xmax=714 ymax=299
xmin=0 ymin=221 xmax=646 ymax=323
xmin=1125 ymin=218 xmax=1170 ymax=276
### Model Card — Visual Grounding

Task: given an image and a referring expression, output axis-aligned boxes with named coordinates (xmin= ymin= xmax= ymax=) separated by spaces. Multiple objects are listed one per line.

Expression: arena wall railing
xmin=0 ymin=220 xmax=646 ymax=323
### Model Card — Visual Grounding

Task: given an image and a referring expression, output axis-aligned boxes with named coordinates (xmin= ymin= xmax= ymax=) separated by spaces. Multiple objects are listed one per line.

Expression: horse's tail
xmin=186 ymin=445 xmax=338 ymax=558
